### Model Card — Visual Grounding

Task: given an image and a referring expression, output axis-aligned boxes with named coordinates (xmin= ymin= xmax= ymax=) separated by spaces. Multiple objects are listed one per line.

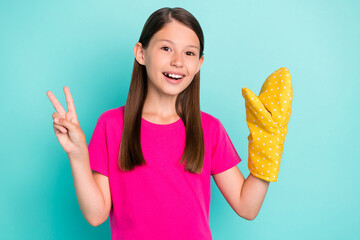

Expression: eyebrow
xmin=157 ymin=39 xmax=199 ymax=50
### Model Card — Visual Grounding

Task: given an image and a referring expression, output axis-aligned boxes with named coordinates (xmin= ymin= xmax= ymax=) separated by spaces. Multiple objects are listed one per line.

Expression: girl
xmin=47 ymin=7 xmax=273 ymax=240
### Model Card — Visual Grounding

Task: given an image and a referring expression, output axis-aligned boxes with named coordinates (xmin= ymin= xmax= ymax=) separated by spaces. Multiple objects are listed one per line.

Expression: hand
xmin=46 ymin=86 xmax=87 ymax=159
xmin=242 ymin=67 xmax=293 ymax=182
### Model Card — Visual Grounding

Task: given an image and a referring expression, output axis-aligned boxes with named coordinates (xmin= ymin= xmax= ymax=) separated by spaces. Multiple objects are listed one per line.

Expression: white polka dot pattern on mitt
xmin=242 ymin=67 xmax=293 ymax=182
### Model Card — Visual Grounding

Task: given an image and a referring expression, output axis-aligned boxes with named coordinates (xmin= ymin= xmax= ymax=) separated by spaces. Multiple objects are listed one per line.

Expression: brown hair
xmin=119 ymin=7 xmax=205 ymax=174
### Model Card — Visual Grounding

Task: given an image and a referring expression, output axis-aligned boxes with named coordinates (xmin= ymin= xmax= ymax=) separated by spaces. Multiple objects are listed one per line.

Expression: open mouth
xmin=163 ymin=72 xmax=185 ymax=80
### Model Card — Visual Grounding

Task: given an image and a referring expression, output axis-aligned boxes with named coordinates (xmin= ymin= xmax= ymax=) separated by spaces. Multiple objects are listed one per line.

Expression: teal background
xmin=1 ymin=0 xmax=359 ymax=239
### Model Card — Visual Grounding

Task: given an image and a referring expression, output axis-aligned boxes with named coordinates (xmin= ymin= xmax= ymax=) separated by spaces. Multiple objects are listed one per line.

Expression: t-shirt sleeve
xmin=211 ymin=118 xmax=242 ymax=175
xmin=88 ymin=117 xmax=109 ymax=177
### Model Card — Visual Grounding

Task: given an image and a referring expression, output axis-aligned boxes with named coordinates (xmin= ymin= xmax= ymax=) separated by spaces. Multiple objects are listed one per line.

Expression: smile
xmin=163 ymin=72 xmax=185 ymax=80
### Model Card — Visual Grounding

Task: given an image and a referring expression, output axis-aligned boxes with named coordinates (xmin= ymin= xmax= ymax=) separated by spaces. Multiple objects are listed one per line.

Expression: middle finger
xmin=46 ymin=90 xmax=66 ymax=116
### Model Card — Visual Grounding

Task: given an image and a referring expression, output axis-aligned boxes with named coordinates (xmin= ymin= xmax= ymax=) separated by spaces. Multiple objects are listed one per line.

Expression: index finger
xmin=46 ymin=90 xmax=66 ymax=116
xmin=63 ymin=86 xmax=77 ymax=114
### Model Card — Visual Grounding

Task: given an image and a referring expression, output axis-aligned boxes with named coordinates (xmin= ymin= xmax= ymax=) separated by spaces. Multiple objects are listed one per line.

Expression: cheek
xmin=144 ymin=58 xmax=158 ymax=75
xmin=149 ymin=55 xmax=166 ymax=70
xmin=187 ymin=62 xmax=200 ymax=74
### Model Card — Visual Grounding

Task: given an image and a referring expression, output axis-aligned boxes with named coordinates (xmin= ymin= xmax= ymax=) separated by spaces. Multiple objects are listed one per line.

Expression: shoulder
xmin=96 ymin=105 xmax=125 ymax=127
xmin=200 ymin=110 xmax=221 ymax=130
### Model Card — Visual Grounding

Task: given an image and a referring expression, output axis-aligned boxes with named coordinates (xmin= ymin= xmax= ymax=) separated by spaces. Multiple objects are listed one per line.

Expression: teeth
xmin=165 ymin=73 xmax=183 ymax=79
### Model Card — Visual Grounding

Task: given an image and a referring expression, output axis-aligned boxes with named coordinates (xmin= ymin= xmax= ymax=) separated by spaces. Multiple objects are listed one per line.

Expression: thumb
xmin=242 ymin=88 xmax=278 ymax=137
xmin=56 ymin=117 xmax=77 ymax=132
xmin=242 ymin=87 xmax=276 ymax=128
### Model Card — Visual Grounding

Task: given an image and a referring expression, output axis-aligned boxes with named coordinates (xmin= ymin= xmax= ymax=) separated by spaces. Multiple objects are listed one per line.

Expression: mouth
xmin=162 ymin=72 xmax=185 ymax=81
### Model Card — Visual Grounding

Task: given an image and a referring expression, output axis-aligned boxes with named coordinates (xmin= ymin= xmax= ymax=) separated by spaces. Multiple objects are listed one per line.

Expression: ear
xmin=195 ymin=55 xmax=204 ymax=74
xmin=134 ymin=42 xmax=145 ymax=65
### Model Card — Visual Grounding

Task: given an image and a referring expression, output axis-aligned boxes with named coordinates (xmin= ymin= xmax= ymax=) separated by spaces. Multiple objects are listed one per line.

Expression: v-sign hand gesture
xmin=46 ymin=86 xmax=87 ymax=159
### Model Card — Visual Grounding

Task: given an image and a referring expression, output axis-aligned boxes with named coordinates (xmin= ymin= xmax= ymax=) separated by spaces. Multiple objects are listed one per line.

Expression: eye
xmin=161 ymin=46 xmax=171 ymax=51
xmin=186 ymin=51 xmax=195 ymax=56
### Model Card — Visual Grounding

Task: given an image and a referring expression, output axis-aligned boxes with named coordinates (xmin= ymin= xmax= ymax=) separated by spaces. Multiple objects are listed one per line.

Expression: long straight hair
xmin=119 ymin=7 xmax=205 ymax=174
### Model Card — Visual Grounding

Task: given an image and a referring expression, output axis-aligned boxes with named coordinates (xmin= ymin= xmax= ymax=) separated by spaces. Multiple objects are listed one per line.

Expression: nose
xmin=170 ymin=51 xmax=183 ymax=68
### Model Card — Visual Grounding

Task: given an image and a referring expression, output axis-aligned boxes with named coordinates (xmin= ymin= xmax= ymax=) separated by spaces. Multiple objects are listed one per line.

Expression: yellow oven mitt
xmin=242 ymin=67 xmax=293 ymax=182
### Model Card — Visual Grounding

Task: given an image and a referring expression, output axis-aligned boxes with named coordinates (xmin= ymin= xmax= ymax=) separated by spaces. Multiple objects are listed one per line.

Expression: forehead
xmin=151 ymin=21 xmax=200 ymax=48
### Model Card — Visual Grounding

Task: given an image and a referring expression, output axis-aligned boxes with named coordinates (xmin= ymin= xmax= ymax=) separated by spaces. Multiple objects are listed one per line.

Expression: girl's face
xmin=134 ymin=20 xmax=204 ymax=97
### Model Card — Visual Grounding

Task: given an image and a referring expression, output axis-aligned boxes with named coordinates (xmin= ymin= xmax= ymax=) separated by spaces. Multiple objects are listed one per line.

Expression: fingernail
xmin=55 ymin=118 xmax=59 ymax=123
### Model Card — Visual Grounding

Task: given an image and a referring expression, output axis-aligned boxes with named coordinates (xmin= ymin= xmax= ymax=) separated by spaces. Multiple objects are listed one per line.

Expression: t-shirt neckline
xmin=141 ymin=117 xmax=183 ymax=129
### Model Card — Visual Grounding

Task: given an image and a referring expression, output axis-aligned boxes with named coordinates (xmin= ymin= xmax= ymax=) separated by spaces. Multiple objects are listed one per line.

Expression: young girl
xmin=47 ymin=7 xmax=286 ymax=240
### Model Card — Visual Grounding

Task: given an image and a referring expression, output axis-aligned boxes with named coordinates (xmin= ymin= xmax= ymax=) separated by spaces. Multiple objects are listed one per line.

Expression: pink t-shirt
xmin=88 ymin=105 xmax=241 ymax=240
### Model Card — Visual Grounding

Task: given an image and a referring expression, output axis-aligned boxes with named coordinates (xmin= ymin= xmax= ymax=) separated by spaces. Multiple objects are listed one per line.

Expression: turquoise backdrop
xmin=1 ymin=0 xmax=359 ymax=239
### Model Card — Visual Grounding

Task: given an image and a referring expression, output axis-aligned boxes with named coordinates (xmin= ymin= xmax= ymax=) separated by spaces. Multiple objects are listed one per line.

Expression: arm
xmin=212 ymin=166 xmax=269 ymax=220
xmin=238 ymin=172 xmax=269 ymax=220
xmin=213 ymin=68 xmax=292 ymax=219
xmin=46 ymin=87 xmax=111 ymax=226
xmin=69 ymin=150 xmax=111 ymax=226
